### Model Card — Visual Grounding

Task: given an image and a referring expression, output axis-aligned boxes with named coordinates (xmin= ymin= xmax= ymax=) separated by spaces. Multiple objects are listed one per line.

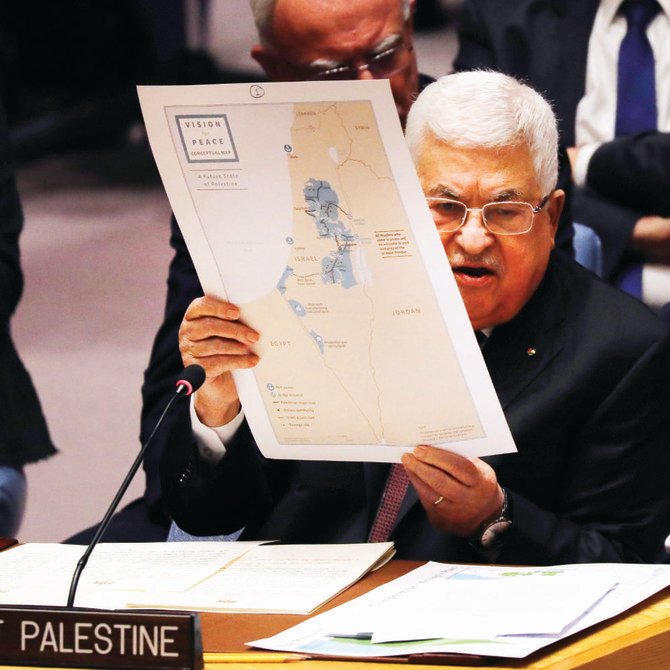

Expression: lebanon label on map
xmin=138 ymin=79 xmax=516 ymax=461
xmin=240 ymin=100 xmax=484 ymax=448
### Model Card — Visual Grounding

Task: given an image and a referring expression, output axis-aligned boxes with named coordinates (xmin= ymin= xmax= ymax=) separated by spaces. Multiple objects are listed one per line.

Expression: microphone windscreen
xmin=176 ymin=364 xmax=206 ymax=395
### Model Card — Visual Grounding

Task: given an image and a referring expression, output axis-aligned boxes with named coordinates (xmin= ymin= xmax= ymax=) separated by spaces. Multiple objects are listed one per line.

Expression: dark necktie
xmin=475 ymin=330 xmax=488 ymax=349
xmin=615 ymin=0 xmax=661 ymax=136
xmin=368 ymin=464 xmax=410 ymax=543
xmin=613 ymin=0 xmax=661 ymax=298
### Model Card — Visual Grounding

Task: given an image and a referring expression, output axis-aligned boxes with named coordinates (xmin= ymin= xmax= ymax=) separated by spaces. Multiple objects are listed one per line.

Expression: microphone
xmin=175 ymin=364 xmax=206 ymax=397
xmin=66 ymin=364 xmax=206 ymax=607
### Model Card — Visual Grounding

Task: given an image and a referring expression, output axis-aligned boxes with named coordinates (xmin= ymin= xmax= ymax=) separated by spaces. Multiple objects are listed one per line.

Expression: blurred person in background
xmin=0 ymin=99 xmax=56 ymax=538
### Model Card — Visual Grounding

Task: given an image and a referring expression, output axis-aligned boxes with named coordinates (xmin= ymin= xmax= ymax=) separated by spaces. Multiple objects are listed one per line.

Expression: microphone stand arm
xmin=66 ymin=393 xmax=181 ymax=607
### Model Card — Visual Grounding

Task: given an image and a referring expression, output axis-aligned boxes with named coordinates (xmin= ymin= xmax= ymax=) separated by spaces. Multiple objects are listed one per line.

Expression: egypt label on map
xmin=138 ymin=80 xmax=516 ymax=461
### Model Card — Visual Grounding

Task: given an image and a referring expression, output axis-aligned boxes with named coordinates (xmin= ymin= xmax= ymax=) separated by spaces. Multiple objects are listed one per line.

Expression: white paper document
xmin=251 ymin=561 xmax=670 ymax=660
xmin=0 ymin=542 xmax=392 ymax=615
xmin=337 ymin=570 xmax=618 ymax=642
xmin=128 ymin=542 xmax=394 ymax=614
xmin=137 ymin=79 xmax=516 ymax=463
xmin=0 ymin=542 xmax=264 ymax=609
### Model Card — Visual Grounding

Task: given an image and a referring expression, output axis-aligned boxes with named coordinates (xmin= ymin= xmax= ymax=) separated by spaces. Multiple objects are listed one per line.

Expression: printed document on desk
xmin=251 ymin=561 xmax=670 ymax=659
xmin=128 ymin=542 xmax=395 ymax=614
xmin=0 ymin=541 xmax=393 ymax=615
xmin=0 ymin=542 xmax=264 ymax=609
xmin=137 ymin=79 xmax=515 ymax=462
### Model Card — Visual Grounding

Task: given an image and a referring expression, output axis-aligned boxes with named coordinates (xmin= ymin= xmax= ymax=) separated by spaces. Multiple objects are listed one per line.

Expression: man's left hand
xmin=401 ymin=445 xmax=504 ymax=537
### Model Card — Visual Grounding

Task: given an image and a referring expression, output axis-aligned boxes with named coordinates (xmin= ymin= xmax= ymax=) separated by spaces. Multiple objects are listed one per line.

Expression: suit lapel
xmin=482 ymin=257 xmax=566 ymax=410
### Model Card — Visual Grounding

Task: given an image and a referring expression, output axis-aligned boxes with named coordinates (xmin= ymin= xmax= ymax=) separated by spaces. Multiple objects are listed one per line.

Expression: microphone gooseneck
xmin=66 ymin=365 xmax=206 ymax=607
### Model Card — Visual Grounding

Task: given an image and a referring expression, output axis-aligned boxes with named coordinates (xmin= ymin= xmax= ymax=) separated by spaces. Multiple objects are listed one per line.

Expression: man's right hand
xmin=179 ymin=296 xmax=260 ymax=427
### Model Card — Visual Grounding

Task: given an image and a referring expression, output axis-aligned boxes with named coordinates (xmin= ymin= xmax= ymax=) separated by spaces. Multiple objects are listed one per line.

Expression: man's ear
xmin=251 ymin=44 xmax=282 ymax=80
xmin=546 ymin=188 xmax=565 ymax=248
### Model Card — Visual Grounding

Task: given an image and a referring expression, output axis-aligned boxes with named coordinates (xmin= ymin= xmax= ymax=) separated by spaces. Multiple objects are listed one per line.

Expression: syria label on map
xmin=138 ymin=80 xmax=516 ymax=461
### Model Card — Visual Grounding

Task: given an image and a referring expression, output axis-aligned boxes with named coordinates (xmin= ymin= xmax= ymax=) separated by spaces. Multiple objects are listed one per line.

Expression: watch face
xmin=480 ymin=519 xmax=512 ymax=549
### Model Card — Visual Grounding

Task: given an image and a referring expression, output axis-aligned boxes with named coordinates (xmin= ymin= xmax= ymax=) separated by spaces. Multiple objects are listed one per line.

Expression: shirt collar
xmin=601 ymin=0 xmax=670 ymax=25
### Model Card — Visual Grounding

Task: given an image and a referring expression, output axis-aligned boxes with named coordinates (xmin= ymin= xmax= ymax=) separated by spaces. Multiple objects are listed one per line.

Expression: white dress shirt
xmin=190 ymin=396 xmax=245 ymax=464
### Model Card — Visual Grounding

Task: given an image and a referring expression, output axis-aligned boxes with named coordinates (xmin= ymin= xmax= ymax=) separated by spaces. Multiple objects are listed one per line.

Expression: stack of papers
xmin=251 ymin=561 xmax=670 ymax=659
xmin=0 ymin=541 xmax=394 ymax=614
xmin=129 ymin=542 xmax=395 ymax=614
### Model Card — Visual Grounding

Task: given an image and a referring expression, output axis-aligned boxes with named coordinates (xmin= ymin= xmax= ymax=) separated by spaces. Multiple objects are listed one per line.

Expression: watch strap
xmin=469 ymin=487 xmax=513 ymax=553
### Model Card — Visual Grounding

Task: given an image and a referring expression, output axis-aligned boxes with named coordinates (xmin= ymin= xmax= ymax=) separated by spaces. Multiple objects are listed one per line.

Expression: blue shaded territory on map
xmin=310 ymin=330 xmax=325 ymax=354
xmin=303 ymin=178 xmax=357 ymax=288
xmin=277 ymin=266 xmax=294 ymax=295
xmin=272 ymin=178 xmax=362 ymax=357
xmin=288 ymin=299 xmax=306 ymax=316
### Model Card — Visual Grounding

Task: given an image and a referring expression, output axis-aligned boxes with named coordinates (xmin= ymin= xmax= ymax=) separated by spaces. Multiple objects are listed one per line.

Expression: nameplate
xmin=0 ymin=606 xmax=203 ymax=670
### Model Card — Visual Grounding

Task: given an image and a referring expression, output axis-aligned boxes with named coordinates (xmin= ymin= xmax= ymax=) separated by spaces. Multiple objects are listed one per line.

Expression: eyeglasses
xmin=426 ymin=196 xmax=550 ymax=236
xmin=305 ymin=41 xmax=414 ymax=81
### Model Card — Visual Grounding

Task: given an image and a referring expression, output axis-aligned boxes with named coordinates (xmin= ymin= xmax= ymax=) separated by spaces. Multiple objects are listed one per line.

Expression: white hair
xmin=405 ymin=71 xmax=559 ymax=195
xmin=249 ymin=0 xmax=412 ymax=46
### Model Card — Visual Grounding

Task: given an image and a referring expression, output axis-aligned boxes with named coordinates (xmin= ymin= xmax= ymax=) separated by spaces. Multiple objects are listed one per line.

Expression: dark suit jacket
xmin=453 ymin=0 xmax=670 ymax=278
xmin=161 ymin=252 xmax=670 ymax=565
xmin=0 ymin=102 xmax=56 ymax=468
xmin=140 ymin=216 xmax=203 ymax=512
xmin=587 ymin=132 xmax=670 ymax=215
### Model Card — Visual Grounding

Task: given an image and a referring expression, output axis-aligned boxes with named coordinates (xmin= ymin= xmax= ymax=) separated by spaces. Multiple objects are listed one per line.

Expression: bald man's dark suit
xmin=454 ymin=0 xmax=670 ymax=279
xmin=161 ymin=252 xmax=670 ymax=565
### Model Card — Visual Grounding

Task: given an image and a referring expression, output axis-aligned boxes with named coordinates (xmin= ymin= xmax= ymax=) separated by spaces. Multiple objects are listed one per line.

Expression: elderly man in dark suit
xmin=162 ymin=71 xmax=670 ymax=565
xmin=454 ymin=0 xmax=670 ymax=306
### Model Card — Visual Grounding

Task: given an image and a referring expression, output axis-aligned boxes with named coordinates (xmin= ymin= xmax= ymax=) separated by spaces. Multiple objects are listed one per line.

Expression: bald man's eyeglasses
xmin=306 ymin=42 xmax=414 ymax=81
xmin=427 ymin=196 xmax=550 ymax=235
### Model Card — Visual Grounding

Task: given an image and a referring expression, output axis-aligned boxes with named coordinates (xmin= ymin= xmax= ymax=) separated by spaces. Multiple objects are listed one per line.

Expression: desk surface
xmin=199 ymin=560 xmax=670 ymax=669
xmin=2 ymin=560 xmax=669 ymax=670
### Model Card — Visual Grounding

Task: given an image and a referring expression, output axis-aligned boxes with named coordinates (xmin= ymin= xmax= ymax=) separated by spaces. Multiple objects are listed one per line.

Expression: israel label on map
xmin=137 ymin=80 xmax=516 ymax=462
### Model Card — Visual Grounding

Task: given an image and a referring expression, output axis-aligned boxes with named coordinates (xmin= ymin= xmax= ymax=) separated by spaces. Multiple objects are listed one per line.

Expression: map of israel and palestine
xmin=138 ymin=80 xmax=515 ymax=461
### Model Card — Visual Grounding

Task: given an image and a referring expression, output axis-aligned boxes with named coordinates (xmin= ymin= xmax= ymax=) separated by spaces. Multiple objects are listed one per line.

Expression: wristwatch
xmin=470 ymin=487 xmax=513 ymax=552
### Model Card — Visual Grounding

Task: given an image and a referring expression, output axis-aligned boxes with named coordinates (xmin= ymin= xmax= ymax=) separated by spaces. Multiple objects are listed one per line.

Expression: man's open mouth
xmin=454 ymin=265 xmax=495 ymax=278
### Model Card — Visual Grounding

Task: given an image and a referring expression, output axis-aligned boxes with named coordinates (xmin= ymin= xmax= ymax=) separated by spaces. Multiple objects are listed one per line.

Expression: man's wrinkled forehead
xmin=416 ymin=136 xmax=544 ymax=207
xmin=270 ymin=0 xmax=407 ymax=62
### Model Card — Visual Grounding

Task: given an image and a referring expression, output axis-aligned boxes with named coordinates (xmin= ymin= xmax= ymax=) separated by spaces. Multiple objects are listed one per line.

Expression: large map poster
xmin=138 ymin=80 xmax=515 ymax=461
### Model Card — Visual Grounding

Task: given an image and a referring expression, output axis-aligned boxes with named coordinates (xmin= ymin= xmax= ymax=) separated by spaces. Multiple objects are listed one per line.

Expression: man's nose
xmin=357 ymin=65 xmax=375 ymax=80
xmin=456 ymin=211 xmax=495 ymax=254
